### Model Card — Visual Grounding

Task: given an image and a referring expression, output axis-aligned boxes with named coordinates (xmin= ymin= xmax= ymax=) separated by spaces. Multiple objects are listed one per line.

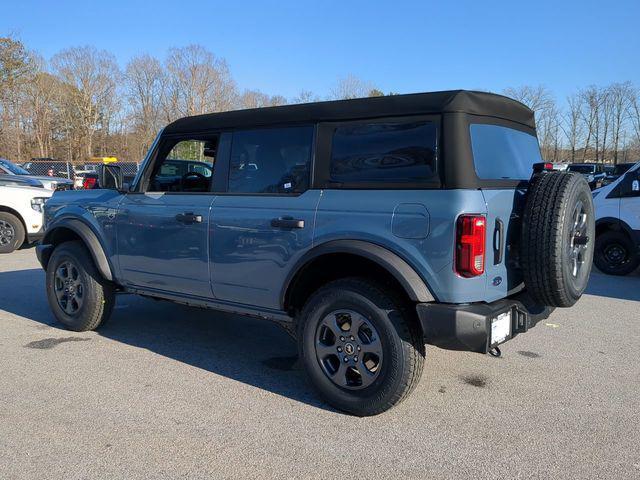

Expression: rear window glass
xmin=330 ymin=121 xmax=438 ymax=184
xmin=470 ymin=124 xmax=542 ymax=180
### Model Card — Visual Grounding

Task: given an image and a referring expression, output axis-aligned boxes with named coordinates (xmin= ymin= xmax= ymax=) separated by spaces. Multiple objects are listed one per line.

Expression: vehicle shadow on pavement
xmin=585 ymin=270 xmax=640 ymax=302
xmin=0 ymin=268 xmax=333 ymax=413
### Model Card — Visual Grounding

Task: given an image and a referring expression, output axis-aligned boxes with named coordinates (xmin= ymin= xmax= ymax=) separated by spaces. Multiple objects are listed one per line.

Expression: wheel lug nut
xmin=340 ymin=336 xmax=345 ymax=341
xmin=357 ymin=345 xmax=361 ymax=351
xmin=343 ymin=356 xmax=348 ymax=362
xmin=354 ymin=356 xmax=358 ymax=362
xmin=337 ymin=346 xmax=342 ymax=352
xmin=350 ymin=336 xmax=355 ymax=341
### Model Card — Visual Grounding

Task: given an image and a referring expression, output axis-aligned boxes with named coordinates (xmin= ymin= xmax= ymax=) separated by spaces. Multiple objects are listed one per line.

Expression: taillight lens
xmin=83 ymin=177 xmax=97 ymax=189
xmin=455 ymin=215 xmax=486 ymax=278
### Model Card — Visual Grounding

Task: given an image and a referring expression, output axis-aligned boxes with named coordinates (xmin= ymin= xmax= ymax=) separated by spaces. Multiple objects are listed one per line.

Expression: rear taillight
xmin=82 ymin=177 xmax=97 ymax=190
xmin=455 ymin=214 xmax=486 ymax=278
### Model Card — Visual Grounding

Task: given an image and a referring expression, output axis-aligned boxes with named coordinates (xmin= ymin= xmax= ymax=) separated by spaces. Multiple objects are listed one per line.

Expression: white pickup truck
xmin=0 ymin=182 xmax=53 ymax=254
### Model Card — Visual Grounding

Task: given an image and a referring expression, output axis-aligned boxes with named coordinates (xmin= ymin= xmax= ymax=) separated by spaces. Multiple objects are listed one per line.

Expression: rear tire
xmin=594 ymin=230 xmax=640 ymax=276
xmin=0 ymin=212 xmax=25 ymax=254
xmin=521 ymin=172 xmax=595 ymax=307
xmin=297 ymin=278 xmax=424 ymax=416
xmin=45 ymin=240 xmax=115 ymax=331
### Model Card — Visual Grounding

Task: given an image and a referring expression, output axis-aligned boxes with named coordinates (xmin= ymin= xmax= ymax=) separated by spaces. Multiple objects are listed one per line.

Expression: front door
xmin=116 ymin=136 xmax=219 ymax=298
xmin=210 ymin=125 xmax=318 ymax=310
xmin=620 ymin=168 xmax=640 ymax=233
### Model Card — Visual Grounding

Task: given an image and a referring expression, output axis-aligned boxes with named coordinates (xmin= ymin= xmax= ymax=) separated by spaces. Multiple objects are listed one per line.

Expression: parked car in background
xmin=593 ymin=162 xmax=640 ymax=275
xmin=37 ymin=90 xmax=595 ymax=416
xmin=2 ymin=158 xmax=74 ymax=190
xmin=73 ymin=162 xmax=138 ymax=189
xmin=601 ymin=162 xmax=636 ymax=186
xmin=0 ymin=182 xmax=53 ymax=253
xmin=0 ymin=174 xmax=46 ymax=189
xmin=552 ymin=163 xmax=569 ymax=171
xmin=567 ymin=163 xmax=607 ymax=189
xmin=72 ymin=164 xmax=99 ymax=189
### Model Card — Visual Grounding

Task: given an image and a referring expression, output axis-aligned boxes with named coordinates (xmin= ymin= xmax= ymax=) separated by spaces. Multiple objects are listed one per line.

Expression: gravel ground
xmin=1 ymin=248 xmax=639 ymax=479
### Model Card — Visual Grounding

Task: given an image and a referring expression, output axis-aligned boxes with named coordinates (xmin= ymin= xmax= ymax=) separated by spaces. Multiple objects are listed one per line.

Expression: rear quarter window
xmin=470 ymin=124 xmax=542 ymax=180
xmin=330 ymin=121 xmax=438 ymax=184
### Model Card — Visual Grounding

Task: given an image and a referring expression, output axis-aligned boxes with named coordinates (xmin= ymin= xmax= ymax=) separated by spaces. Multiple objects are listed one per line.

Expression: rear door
xmin=116 ymin=135 xmax=222 ymax=298
xmin=209 ymin=125 xmax=319 ymax=310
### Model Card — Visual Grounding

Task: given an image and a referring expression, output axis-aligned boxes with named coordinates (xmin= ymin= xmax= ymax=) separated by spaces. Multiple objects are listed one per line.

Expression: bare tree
xmin=51 ymin=46 xmax=119 ymax=159
xmin=164 ymin=45 xmax=237 ymax=119
xmin=0 ymin=36 xmax=35 ymax=160
xmin=562 ymin=93 xmax=583 ymax=163
xmin=329 ymin=74 xmax=376 ymax=100
xmin=23 ymin=68 xmax=63 ymax=157
xmin=627 ymin=86 xmax=640 ymax=147
xmin=578 ymin=87 xmax=599 ymax=162
xmin=504 ymin=85 xmax=559 ymax=159
xmin=239 ymin=89 xmax=271 ymax=109
xmin=291 ymin=89 xmax=319 ymax=104
xmin=125 ymin=54 xmax=165 ymax=154
xmin=608 ymin=82 xmax=633 ymax=163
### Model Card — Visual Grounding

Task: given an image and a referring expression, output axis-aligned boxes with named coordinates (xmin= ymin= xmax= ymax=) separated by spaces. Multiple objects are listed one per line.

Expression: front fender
xmin=41 ymin=218 xmax=114 ymax=281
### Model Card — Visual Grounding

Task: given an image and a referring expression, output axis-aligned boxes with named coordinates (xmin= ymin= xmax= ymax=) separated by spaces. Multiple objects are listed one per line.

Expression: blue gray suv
xmin=37 ymin=91 xmax=595 ymax=415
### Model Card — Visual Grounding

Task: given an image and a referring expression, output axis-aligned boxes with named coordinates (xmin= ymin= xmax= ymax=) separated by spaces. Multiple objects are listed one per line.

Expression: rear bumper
xmin=417 ymin=292 xmax=554 ymax=353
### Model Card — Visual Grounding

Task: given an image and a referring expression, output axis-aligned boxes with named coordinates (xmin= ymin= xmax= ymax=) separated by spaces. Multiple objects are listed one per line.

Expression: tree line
xmin=1 ymin=36 xmax=639 ymax=165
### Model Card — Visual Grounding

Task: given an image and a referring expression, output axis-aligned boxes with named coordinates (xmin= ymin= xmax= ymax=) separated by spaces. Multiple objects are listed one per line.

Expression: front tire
xmin=0 ymin=212 xmax=25 ymax=254
xmin=45 ymin=241 xmax=115 ymax=331
xmin=594 ymin=230 xmax=640 ymax=276
xmin=298 ymin=278 xmax=424 ymax=416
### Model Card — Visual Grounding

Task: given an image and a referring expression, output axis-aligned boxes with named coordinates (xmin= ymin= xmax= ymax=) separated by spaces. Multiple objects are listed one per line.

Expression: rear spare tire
xmin=521 ymin=172 xmax=595 ymax=307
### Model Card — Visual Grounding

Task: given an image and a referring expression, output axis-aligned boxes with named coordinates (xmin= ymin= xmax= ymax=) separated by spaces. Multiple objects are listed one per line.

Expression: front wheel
xmin=594 ymin=231 xmax=640 ymax=276
xmin=45 ymin=240 xmax=115 ymax=331
xmin=297 ymin=278 xmax=424 ymax=416
xmin=0 ymin=212 xmax=25 ymax=254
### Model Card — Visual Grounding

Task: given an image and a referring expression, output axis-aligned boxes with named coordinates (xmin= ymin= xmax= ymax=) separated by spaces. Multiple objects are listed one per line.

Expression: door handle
xmin=271 ymin=217 xmax=305 ymax=229
xmin=493 ymin=218 xmax=504 ymax=265
xmin=175 ymin=212 xmax=203 ymax=224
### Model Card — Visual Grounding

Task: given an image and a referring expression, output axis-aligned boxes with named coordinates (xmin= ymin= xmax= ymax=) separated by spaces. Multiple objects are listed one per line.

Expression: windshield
xmin=567 ymin=165 xmax=595 ymax=174
xmin=470 ymin=124 xmax=542 ymax=180
xmin=0 ymin=159 xmax=30 ymax=175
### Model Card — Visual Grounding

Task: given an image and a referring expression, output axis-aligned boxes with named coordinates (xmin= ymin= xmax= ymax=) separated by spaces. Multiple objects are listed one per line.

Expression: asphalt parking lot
xmin=1 ymin=249 xmax=639 ymax=479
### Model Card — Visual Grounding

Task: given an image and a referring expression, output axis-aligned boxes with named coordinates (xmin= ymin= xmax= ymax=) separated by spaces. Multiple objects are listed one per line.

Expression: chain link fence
xmin=23 ymin=161 xmax=139 ymax=181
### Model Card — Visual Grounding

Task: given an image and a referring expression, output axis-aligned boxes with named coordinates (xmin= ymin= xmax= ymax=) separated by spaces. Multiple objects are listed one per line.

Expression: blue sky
xmin=2 ymin=0 xmax=638 ymax=102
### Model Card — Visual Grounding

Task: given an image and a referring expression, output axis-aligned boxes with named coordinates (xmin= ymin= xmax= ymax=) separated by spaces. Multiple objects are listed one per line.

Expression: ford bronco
xmin=37 ymin=91 xmax=595 ymax=416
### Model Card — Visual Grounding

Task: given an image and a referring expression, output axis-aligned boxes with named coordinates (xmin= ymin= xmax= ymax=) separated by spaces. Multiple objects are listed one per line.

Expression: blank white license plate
xmin=491 ymin=311 xmax=512 ymax=345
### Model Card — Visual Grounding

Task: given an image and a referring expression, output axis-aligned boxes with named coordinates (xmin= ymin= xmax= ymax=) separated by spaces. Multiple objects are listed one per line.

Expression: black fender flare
xmin=281 ymin=239 xmax=436 ymax=308
xmin=41 ymin=219 xmax=114 ymax=281
xmin=596 ymin=216 xmax=636 ymax=238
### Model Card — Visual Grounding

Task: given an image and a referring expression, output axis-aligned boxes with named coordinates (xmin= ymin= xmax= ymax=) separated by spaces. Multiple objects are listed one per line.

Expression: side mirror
xmin=97 ymin=164 xmax=123 ymax=190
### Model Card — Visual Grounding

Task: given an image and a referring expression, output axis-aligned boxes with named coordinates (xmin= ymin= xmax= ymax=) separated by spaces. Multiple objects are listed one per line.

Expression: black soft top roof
xmin=164 ymin=90 xmax=535 ymax=135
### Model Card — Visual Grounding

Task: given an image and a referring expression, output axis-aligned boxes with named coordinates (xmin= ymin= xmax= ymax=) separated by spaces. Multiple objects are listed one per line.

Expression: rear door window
xmin=470 ymin=124 xmax=542 ymax=180
xmin=330 ymin=121 xmax=438 ymax=184
xmin=228 ymin=126 xmax=313 ymax=194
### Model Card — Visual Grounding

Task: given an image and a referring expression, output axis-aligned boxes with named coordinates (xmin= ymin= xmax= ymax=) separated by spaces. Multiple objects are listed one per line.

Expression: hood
xmin=23 ymin=175 xmax=74 ymax=184
xmin=0 ymin=183 xmax=54 ymax=196
xmin=0 ymin=174 xmax=44 ymax=188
